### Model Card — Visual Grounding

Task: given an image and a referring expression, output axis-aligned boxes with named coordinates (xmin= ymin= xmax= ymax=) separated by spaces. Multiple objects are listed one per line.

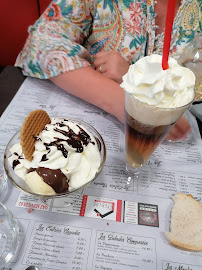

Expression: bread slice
xmin=164 ymin=193 xmax=202 ymax=251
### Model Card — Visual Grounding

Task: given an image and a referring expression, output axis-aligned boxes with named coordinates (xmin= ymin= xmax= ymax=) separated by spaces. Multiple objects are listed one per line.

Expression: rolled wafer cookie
xmin=20 ymin=110 xmax=51 ymax=161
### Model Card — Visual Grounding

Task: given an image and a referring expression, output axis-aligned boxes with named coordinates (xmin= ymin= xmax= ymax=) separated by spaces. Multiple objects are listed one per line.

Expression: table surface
xmin=0 ymin=69 xmax=202 ymax=270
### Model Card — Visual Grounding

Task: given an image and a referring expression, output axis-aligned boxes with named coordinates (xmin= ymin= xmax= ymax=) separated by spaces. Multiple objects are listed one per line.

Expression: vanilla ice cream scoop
xmin=8 ymin=118 xmax=101 ymax=194
xmin=121 ymin=54 xmax=195 ymax=108
xmin=25 ymin=171 xmax=56 ymax=195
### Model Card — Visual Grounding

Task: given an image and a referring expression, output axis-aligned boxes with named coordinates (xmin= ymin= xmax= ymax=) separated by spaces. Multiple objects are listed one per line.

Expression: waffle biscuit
xmin=20 ymin=110 xmax=51 ymax=161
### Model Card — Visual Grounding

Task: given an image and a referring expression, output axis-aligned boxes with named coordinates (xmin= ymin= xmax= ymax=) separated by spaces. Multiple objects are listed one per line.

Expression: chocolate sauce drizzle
xmin=12 ymin=152 xmax=24 ymax=170
xmin=12 ymin=160 xmax=20 ymax=170
xmin=40 ymin=122 xmax=94 ymax=162
xmin=33 ymin=136 xmax=41 ymax=141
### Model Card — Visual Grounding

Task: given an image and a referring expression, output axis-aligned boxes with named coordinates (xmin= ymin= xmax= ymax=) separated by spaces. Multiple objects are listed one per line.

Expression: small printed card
xmin=123 ymin=201 xmax=138 ymax=224
xmin=80 ymin=195 xmax=122 ymax=222
xmin=138 ymin=203 xmax=159 ymax=227
xmin=16 ymin=192 xmax=51 ymax=211
xmin=124 ymin=201 xmax=159 ymax=227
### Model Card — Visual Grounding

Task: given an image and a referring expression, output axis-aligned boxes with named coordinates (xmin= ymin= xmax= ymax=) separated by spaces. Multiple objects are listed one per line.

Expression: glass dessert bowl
xmin=4 ymin=118 xmax=106 ymax=199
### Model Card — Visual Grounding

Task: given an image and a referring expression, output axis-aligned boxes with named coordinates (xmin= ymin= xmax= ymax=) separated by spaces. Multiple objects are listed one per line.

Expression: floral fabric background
xmin=15 ymin=0 xmax=202 ymax=79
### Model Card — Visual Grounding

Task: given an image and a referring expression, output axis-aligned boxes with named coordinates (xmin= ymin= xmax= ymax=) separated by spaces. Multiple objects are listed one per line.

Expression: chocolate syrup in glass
xmin=125 ymin=110 xmax=174 ymax=168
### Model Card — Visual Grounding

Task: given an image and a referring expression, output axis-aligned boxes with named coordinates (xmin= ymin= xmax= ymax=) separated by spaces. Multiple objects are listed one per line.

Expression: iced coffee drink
xmin=121 ymin=54 xmax=195 ymax=173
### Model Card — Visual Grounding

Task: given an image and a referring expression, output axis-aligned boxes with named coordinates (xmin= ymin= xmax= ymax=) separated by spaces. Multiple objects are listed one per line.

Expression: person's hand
xmin=166 ymin=116 xmax=191 ymax=141
xmin=94 ymin=51 xmax=129 ymax=84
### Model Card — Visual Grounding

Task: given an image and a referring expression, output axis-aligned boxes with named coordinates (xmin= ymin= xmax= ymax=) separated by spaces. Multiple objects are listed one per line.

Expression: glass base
xmin=111 ymin=163 xmax=151 ymax=192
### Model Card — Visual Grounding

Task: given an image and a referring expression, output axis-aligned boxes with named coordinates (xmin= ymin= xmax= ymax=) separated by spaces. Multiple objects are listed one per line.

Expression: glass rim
xmin=125 ymin=91 xmax=195 ymax=112
xmin=4 ymin=117 xmax=106 ymax=199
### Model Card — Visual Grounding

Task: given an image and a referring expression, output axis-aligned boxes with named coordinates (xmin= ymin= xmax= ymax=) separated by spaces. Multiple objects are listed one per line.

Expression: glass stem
xmin=126 ymin=164 xmax=140 ymax=176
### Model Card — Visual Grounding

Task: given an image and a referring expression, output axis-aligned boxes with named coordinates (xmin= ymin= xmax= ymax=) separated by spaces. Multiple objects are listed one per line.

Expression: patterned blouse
xmin=15 ymin=0 xmax=202 ymax=79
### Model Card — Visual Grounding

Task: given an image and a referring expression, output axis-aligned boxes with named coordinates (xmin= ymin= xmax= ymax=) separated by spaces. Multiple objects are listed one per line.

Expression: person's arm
xmin=50 ymin=66 xmax=125 ymax=122
xmin=15 ymin=0 xmax=95 ymax=79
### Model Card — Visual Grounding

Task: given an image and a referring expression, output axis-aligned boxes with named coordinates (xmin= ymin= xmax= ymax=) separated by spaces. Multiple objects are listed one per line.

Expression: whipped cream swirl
xmin=121 ymin=54 xmax=195 ymax=108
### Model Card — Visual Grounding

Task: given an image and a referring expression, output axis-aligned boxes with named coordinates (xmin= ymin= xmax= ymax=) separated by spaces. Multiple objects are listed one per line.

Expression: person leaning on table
xmin=15 ymin=0 xmax=201 ymax=140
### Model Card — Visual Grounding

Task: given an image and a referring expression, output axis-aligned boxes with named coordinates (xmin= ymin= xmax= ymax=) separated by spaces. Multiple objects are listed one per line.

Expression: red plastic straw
xmin=162 ymin=0 xmax=177 ymax=70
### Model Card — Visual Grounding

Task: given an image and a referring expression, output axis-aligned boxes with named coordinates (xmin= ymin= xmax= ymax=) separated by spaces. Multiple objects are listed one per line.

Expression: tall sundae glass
xmin=120 ymin=54 xmax=195 ymax=187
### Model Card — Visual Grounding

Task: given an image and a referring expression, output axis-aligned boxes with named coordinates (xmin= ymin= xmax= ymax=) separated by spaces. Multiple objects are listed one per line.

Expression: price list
xmin=22 ymin=221 xmax=91 ymax=269
xmin=92 ymin=230 xmax=156 ymax=270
